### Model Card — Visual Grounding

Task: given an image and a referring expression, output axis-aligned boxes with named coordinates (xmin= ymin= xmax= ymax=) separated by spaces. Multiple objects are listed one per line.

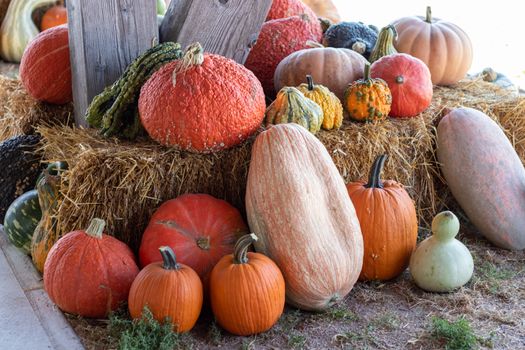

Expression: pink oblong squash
xmin=437 ymin=107 xmax=525 ymax=250
xmin=245 ymin=123 xmax=363 ymax=311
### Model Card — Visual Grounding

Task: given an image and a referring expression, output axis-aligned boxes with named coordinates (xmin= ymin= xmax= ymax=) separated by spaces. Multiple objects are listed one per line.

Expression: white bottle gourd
xmin=409 ymin=211 xmax=474 ymax=292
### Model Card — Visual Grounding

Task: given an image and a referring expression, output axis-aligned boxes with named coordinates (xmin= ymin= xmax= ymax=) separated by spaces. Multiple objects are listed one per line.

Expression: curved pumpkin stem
xmin=425 ymin=6 xmax=432 ymax=23
xmin=172 ymin=42 xmax=204 ymax=86
xmin=159 ymin=246 xmax=181 ymax=270
xmin=306 ymin=40 xmax=325 ymax=49
xmin=233 ymin=233 xmax=258 ymax=264
xmin=365 ymin=154 xmax=388 ymax=189
xmin=85 ymin=218 xmax=106 ymax=239
xmin=306 ymin=75 xmax=314 ymax=91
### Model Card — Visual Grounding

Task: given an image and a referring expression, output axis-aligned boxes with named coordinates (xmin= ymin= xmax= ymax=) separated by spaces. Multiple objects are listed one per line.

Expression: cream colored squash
xmin=245 ymin=123 xmax=363 ymax=311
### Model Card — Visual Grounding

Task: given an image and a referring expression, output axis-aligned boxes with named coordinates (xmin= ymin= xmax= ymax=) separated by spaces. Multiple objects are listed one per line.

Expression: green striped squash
xmin=3 ymin=190 xmax=42 ymax=254
xmin=265 ymin=87 xmax=323 ymax=134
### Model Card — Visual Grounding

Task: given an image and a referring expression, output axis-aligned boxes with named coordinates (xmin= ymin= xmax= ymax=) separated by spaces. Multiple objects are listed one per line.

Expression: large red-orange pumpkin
xmin=346 ymin=155 xmax=418 ymax=281
xmin=210 ymin=234 xmax=285 ymax=336
xmin=244 ymin=16 xmax=322 ymax=97
xmin=246 ymin=123 xmax=363 ymax=311
xmin=19 ymin=25 xmax=72 ymax=104
xmin=266 ymin=0 xmax=318 ymax=28
xmin=139 ymin=43 xmax=265 ymax=153
xmin=43 ymin=218 xmax=139 ymax=318
xmin=139 ymin=193 xmax=249 ymax=289
xmin=437 ymin=107 xmax=525 ymax=250
xmin=370 ymin=53 xmax=433 ymax=118
xmin=129 ymin=246 xmax=203 ymax=333
xmin=40 ymin=5 xmax=68 ymax=31
xmin=274 ymin=43 xmax=367 ymax=100
xmin=391 ymin=6 xmax=473 ymax=86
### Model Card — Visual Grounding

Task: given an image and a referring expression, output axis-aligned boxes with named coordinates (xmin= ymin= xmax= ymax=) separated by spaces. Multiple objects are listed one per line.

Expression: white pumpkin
xmin=409 ymin=211 xmax=473 ymax=292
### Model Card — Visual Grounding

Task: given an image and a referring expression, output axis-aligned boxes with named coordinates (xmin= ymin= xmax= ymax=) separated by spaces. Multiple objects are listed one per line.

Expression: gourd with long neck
xmin=0 ymin=0 xmax=56 ymax=62
xmin=369 ymin=25 xmax=398 ymax=63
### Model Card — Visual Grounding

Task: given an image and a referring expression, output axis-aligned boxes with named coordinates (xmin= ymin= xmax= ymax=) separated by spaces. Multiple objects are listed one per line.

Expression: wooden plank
xmin=67 ymin=0 xmax=158 ymax=127
xmin=160 ymin=0 xmax=272 ymax=64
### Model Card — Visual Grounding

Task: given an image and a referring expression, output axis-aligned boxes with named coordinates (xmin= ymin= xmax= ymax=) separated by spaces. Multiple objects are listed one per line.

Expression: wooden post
xmin=160 ymin=0 xmax=272 ymax=64
xmin=67 ymin=0 xmax=158 ymax=127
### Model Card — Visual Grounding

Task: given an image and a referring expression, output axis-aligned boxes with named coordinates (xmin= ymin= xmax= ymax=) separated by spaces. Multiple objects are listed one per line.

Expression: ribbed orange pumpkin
xmin=246 ymin=123 xmax=363 ymax=311
xmin=129 ymin=246 xmax=203 ymax=333
xmin=139 ymin=43 xmax=265 ymax=153
xmin=19 ymin=25 xmax=71 ymax=104
xmin=40 ymin=5 xmax=68 ymax=31
xmin=391 ymin=6 xmax=473 ymax=85
xmin=244 ymin=16 xmax=322 ymax=97
xmin=346 ymin=155 xmax=418 ymax=281
xmin=139 ymin=193 xmax=249 ymax=290
xmin=43 ymin=218 xmax=139 ymax=318
xmin=370 ymin=53 xmax=433 ymax=118
xmin=210 ymin=234 xmax=285 ymax=336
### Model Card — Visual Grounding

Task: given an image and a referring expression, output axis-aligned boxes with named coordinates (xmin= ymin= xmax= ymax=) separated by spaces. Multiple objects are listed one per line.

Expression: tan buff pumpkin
xmin=300 ymin=0 xmax=341 ymax=23
xmin=391 ymin=6 xmax=473 ymax=85
xmin=274 ymin=43 xmax=367 ymax=100
xmin=245 ymin=123 xmax=363 ymax=311
xmin=297 ymin=75 xmax=343 ymax=130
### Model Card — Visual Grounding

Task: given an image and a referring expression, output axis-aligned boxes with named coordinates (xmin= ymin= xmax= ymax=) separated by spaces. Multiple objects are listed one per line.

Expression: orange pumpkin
xmin=40 ymin=5 xmax=68 ymax=31
xmin=300 ymin=0 xmax=341 ymax=23
xmin=128 ymin=246 xmax=203 ymax=333
xmin=391 ymin=6 xmax=473 ymax=85
xmin=43 ymin=218 xmax=139 ymax=318
xmin=210 ymin=234 xmax=285 ymax=336
xmin=139 ymin=43 xmax=265 ymax=153
xmin=19 ymin=25 xmax=72 ymax=104
xmin=346 ymin=155 xmax=418 ymax=281
xmin=246 ymin=123 xmax=363 ymax=311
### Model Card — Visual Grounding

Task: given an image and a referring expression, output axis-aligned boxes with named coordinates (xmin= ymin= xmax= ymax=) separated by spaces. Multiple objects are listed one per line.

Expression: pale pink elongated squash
xmin=245 ymin=123 xmax=364 ymax=311
xmin=437 ymin=107 xmax=525 ymax=250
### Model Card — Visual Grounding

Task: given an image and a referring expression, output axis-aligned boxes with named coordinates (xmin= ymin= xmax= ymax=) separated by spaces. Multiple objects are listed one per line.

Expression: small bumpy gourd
xmin=266 ymin=87 xmax=323 ymax=134
xmin=297 ymin=75 xmax=343 ymax=130
xmin=409 ymin=211 xmax=474 ymax=292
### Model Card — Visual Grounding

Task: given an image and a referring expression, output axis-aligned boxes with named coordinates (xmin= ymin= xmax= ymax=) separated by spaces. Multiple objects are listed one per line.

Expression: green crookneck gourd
xmin=409 ymin=211 xmax=474 ymax=292
xmin=369 ymin=25 xmax=398 ymax=63
xmin=265 ymin=87 xmax=324 ymax=134
xmin=0 ymin=0 xmax=56 ymax=62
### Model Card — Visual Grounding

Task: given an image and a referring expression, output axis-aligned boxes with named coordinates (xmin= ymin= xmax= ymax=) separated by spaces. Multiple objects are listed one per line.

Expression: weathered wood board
xmin=67 ymin=0 xmax=158 ymax=127
xmin=160 ymin=0 xmax=272 ymax=64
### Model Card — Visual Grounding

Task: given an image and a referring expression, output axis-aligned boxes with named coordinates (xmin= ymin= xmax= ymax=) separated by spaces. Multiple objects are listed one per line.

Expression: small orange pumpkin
xmin=210 ymin=234 xmax=285 ymax=336
xmin=40 ymin=5 xmax=68 ymax=31
xmin=128 ymin=246 xmax=203 ymax=333
xmin=346 ymin=155 xmax=418 ymax=281
xmin=343 ymin=63 xmax=392 ymax=122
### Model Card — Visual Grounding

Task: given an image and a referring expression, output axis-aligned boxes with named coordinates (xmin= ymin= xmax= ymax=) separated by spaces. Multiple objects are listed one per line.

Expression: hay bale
xmin=38 ymin=78 xmax=525 ymax=250
xmin=0 ymin=76 xmax=73 ymax=141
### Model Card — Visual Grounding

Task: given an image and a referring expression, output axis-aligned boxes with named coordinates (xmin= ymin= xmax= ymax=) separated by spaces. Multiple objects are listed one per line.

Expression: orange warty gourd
xmin=40 ymin=5 xmax=68 ymax=31
xmin=346 ymin=155 xmax=418 ymax=281
xmin=266 ymin=0 xmax=319 ymax=28
xmin=129 ymin=246 xmax=203 ymax=333
xmin=210 ymin=234 xmax=285 ymax=336
xmin=19 ymin=25 xmax=72 ymax=104
xmin=246 ymin=123 xmax=363 ymax=311
xmin=244 ymin=16 xmax=322 ymax=97
xmin=139 ymin=43 xmax=265 ymax=153
xmin=43 ymin=218 xmax=139 ymax=318
xmin=391 ymin=6 xmax=473 ymax=85
xmin=139 ymin=193 xmax=249 ymax=291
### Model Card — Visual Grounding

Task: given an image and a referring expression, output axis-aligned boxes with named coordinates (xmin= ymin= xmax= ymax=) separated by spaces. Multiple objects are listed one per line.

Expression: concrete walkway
xmin=0 ymin=226 xmax=84 ymax=350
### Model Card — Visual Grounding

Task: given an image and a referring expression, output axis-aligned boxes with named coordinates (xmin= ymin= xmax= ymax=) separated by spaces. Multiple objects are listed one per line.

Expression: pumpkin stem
xmin=363 ymin=63 xmax=371 ymax=81
xmin=306 ymin=75 xmax=314 ymax=91
xmin=159 ymin=246 xmax=181 ymax=270
xmin=233 ymin=233 xmax=258 ymax=264
xmin=365 ymin=154 xmax=387 ymax=189
xmin=425 ymin=6 xmax=432 ymax=23
xmin=196 ymin=237 xmax=211 ymax=250
xmin=172 ymin=42 xmax=204 ymax=86
xmin=85 ymin=218 xmax=106 ymax=239
xmin=306 ymin=40 xmax=324 ymax=49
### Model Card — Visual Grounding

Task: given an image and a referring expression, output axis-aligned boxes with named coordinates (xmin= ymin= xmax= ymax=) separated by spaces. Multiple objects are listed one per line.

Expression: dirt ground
xmin=69 ymin=220 xmax=525 ymax=350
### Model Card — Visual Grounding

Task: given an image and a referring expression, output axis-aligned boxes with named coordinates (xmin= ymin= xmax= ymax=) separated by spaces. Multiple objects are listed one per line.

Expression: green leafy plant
xmin=430 ymin=316 xmax=477 ymax=350
xmin=109 ymin=307 xmax=192 ymax=350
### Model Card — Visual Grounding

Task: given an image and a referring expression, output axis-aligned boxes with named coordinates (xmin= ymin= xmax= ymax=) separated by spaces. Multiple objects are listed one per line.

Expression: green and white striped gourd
xmin=3 ymin=190 xmax=42 ymax=254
